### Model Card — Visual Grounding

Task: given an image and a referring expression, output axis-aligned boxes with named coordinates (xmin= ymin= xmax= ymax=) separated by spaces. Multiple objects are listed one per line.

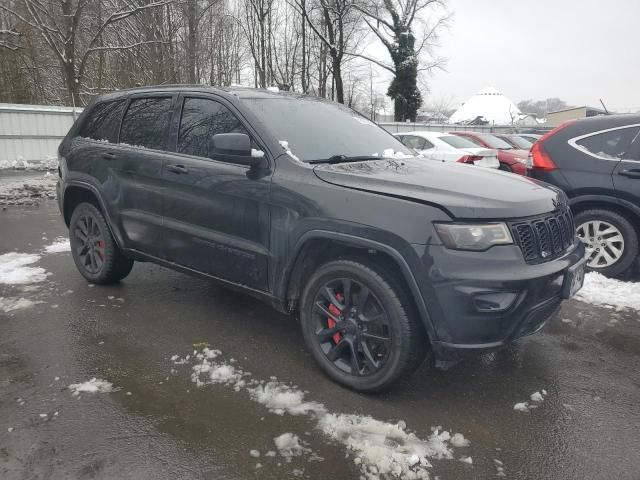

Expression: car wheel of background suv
xmin=69 ymin=202 xmax=134 ymax=284
xmin=575 ymin=208 xmax=639 ymax=277
xmin=299 ymin=258 xmax=427 ymax=392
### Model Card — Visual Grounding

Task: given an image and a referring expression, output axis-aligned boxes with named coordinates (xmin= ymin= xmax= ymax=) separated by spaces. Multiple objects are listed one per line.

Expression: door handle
xmin=618 ymin=169 xmax=640 ymax=179
xmin=102 ymin=152 xmax=116 ymax=161
xmin=167 ymin=164 xmax=188 ymax=174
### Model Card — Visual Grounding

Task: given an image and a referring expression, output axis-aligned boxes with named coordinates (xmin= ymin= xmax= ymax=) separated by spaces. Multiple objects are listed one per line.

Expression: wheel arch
xmin=570 ymin=195 xmax=640 ymax=238
xmin=281 ymin=231 xmax=437 ymax=342
xmin=63 ymin=182 xmax=125 ymax=249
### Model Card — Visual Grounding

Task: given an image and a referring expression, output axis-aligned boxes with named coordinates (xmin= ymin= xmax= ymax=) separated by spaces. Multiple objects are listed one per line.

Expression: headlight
xmin=434 ymin=222 xmax=513 ymax=251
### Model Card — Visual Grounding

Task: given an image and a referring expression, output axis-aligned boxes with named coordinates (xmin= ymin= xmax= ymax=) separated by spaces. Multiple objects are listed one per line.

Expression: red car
xmin=449 ymin=131 xmax=531 ymax=175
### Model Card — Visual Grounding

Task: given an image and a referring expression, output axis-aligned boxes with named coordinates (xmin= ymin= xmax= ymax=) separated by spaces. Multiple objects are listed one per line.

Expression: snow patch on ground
xmin=273 ymin=433 xmax=311 ymax=461
xmin=0 ymin=253 xmax=49 ymax=285
xmin=0 ymin=296 xmax=42 ymax=313
xmin=185 ymin=349 xmax=470 ymax=480
xmin=514 ymin=390 xmax=547 ymax=412
xmin=575 ymin=272 xmax=640 ymax=311
xmin=68 ymin=378 xmax=114 ymax=395
xmin=44 ymin=237 xmax=70 ymax=253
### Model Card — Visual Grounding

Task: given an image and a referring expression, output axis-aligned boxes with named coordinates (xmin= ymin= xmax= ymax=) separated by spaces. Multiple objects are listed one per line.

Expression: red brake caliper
xmin=327 ymin=293 xmax=343 ymax=344
xmin=96 ymin=240 xmax=106 ymax=259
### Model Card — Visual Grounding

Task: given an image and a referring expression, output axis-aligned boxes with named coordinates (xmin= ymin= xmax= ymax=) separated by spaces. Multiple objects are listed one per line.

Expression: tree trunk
xmin=332 ymin=54 xmax=344 ymax=104
xmin=186 ymin=0 xmax=197 ymax=83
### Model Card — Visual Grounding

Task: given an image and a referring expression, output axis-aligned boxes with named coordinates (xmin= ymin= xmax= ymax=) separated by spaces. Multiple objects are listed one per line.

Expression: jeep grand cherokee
xmin=57 ymin=86 xmax=586 ymax=392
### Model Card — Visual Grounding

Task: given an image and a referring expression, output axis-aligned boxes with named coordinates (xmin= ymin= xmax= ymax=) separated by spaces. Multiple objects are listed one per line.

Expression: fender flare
xmin=570 ymin=194 xmax=640 ymax=219
xmin=63 ymin=180 xmax=126 ymax=249
xmin=282 ymin=230 xmax=438 ymax=342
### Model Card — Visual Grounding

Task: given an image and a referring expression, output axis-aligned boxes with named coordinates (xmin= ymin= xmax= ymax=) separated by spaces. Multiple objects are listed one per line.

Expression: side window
xmin=178 ymin=97 xmax=248 ymax=159
xmin=119 ymin=97 xmax=173 ymax=150
xmin=402 ymin=135 xmax=427 ymax=150
xmin=423 ymin=139 xmax=435 ymax=150
xmin=78 ymin=100 xmax=125 ymax=142
xmin=575 ymin=127 xmax=640 ymax=160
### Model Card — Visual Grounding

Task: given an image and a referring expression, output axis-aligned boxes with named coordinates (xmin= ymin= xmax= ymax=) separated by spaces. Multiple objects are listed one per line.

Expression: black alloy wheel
xmin=312 ymin=277 xmax=392 ymax=376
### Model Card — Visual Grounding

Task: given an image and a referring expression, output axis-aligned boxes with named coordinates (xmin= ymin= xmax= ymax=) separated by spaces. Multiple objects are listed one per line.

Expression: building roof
xmin=449 ymin=87 xmax=521 ymax=125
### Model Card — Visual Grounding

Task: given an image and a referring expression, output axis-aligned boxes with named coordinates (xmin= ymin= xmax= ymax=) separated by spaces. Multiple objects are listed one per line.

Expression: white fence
xmin=0 ymin=103 xmax=81 ymax=168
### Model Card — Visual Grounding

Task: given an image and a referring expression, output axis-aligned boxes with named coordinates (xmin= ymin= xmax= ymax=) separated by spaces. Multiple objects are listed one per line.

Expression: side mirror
xmin=210 ymin=133 xmax=262 ymax=167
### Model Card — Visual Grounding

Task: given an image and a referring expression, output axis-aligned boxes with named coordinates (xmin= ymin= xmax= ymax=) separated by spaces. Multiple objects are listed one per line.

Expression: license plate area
xmin=561 ymin=258 xmax=586 ymax=299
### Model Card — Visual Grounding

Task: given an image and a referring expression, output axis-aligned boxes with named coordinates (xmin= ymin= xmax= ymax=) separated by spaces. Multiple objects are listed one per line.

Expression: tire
xmin=574 ymin=208 xmax=639 ymax=277
xmin=299 ymin=258 xmax=427 ymax=392
xmin=69 ymin=202 xmax=134 ymax=284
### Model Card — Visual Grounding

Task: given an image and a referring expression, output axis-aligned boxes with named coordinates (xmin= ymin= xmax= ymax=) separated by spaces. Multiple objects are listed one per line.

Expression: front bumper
xmin=409 ymin=241 xmax=585 ymax=359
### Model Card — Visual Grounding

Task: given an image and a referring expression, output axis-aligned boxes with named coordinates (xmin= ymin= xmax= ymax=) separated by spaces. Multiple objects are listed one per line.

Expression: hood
xmin=313 ymin=158 xmax=564 ymax=219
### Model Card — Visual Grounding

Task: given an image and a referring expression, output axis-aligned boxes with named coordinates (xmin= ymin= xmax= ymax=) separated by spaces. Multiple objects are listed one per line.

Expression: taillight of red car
xmin=457 ymin=155 xmax=483 ymax=164
xmin=530 ymin=121 xmax=575 ymax=172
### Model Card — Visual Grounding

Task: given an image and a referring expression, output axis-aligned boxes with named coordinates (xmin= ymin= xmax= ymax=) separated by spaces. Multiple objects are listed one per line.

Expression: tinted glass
xmin=120 ymin=97 xmax=173 ymax=150
xmin=576 ymin=127 xmax=640 ymax=160
xmin=440 ymin=135 xmax=480 ymax=149
xmin=507 ymin=136 xmax=533 ymax=149
xmin=78 ymin=100 xmax=125 ymax=142
xmin=178 ymin=98 xmax=248 ymax=158
xmin=241 ymin=97 xmax=412 ymax=161
xmin=402 ymin=135 xmax=427 ymax=150
xmin=474 ymin=134 xmax=514 ymax=149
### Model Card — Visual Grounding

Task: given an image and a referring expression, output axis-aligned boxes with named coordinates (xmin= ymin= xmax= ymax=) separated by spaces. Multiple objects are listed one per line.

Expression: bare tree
xmin=1 ymin=0 xmax=171 ymax=105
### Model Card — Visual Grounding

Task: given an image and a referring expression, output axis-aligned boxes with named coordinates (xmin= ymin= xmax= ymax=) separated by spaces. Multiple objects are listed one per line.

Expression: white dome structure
xmin=449 ymin=87 xmax=521 ymax=125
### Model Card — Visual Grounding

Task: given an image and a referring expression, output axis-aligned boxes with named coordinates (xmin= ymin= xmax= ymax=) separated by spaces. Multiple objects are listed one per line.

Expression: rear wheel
xmin=69 ymin=202 xmax=134 ymax=284
xmin=575 ymin=208 xmax=638 ymax=277
xmin=300 ymin=259 xmax=427 ymax=392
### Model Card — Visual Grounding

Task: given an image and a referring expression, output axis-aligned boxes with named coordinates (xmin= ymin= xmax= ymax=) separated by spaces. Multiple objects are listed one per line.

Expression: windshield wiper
xmin=308 ymin=154 xmax=381 ymax=164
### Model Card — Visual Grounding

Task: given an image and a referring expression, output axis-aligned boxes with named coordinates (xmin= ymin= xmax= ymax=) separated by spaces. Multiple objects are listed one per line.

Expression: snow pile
xmin=0 ymin=174 xmax=57 ymax=206
xmin=0 ymin=156 xmax=58 ymax=171
xmin=273 ymin=433 xmax=311 ymax=461
xmin=0 ymin=297 xmax=42 ymax=313
xmin=44 ymin=238 xmax=70 ymax=253
xmin=68 ymin=378 xmax=114 ymax=395
xmin=382 ymin=148 xmax=412 ymax=160
xmin=513 ymin=389 xmax=547 ymax=413
xmin=0 ymin=253 xmax=49 ymax=285
xmin=248 ymin=382 xmax=325 ymax=416
xmin=186 ymin=348 xmax=470 ymax=480
xmin=318 ymin=415 xmax=456 ymax=479
xmin=279 ymin=140 xmax=301 ymax=162
xmin=575 ymin=273 xmax=640 ymax=311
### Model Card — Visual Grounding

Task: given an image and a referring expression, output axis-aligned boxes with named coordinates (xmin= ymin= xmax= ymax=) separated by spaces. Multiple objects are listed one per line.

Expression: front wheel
xmin=300 ymin=259 xmax=427 ymax=392
xmin=575 ymin=208 xmax=638 ymax=277
xmin=69 ymin=202 xmax=134 ymax=284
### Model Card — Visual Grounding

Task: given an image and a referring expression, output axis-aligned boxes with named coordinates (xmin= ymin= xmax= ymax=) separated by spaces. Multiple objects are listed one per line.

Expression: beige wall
xmin=546 ymin=107 xmax=588 ymax=127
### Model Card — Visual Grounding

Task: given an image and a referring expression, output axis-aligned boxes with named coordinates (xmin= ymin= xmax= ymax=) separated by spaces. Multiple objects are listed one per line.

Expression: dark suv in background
xmin=57 ymin=86 xmax=585 ymax=392
xmin=530 ymin=115 xmax=640 ymax=277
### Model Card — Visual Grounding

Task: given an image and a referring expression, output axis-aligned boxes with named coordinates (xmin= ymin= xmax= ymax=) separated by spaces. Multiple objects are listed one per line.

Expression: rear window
xmin=119 ymin=97 xmax=173 ymax=150
xmin=575 ymin=127 xmax=640 ymax=160
xmin=506 ymin=136 xmax=533 ymax=149
xmin=78 ymin=100 xmax=125 ymax=142
xmin=474 ymin=134 xmax=514 ymax=149
xmin=440 ymin=135 xmax=479 ymax=149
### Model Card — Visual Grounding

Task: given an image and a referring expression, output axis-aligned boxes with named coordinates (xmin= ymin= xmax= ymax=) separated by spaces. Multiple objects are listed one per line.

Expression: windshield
xmin=440 ymin=135 xmax=481 ymax=149
xmin=507 ymin=136 xmax=533 ymax=149
xmin=241 ymin=96 xmax=413 ymax=161
xmin=474 ymin=134 xmax=514 ymax=149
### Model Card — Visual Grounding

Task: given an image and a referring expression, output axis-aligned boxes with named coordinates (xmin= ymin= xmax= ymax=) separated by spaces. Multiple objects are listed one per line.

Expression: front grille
xmin=510 ymin=207 xmax=575 ymax=263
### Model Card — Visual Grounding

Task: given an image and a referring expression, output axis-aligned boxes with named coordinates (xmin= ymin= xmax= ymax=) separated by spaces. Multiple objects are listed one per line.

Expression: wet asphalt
xmin=1 ymin=193 xmax=639 ymax=480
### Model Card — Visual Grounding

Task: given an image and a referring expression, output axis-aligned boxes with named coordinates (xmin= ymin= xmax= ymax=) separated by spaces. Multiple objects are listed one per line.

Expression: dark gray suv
xmin=57 ymin=86 xmax=586 ymax=391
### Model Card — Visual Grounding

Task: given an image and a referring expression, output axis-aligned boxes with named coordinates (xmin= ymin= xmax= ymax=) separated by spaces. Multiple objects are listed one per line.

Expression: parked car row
xmin=529 ymin=115 xmax=640 ymax=277
xmin=395 ymin=116 xmax=640 ymax=278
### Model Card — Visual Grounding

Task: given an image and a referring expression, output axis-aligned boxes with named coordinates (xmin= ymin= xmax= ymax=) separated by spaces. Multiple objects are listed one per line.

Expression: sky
xmin=373 ymin=0 xmax=640 ymax=113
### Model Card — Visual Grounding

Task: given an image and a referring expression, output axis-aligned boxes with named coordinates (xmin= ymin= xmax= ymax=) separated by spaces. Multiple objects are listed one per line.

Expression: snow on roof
xmin=449 ymin=87 xmax=521 ymax=125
